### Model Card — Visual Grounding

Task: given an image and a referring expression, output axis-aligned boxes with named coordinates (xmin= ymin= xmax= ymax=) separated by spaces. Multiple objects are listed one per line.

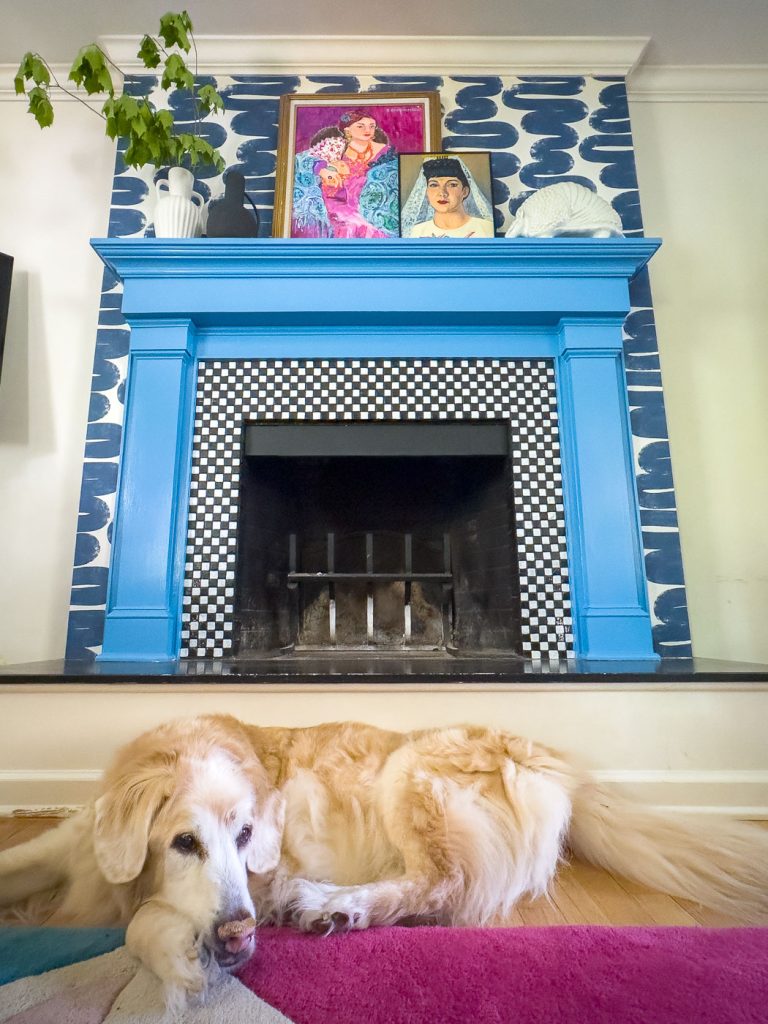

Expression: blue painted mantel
xmin=91 ymin=237 xmax=661 ymax=663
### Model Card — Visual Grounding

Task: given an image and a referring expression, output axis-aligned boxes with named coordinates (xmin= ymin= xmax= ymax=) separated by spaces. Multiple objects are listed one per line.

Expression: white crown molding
xmin=96 ymin=34 xmax=650 ymax=77
xmin=3 ymin=47 xmax=766 ymax=103
xmin=627 ymin=64 xmax=768 ymax=102
xmin=0 ymin=62 xmax=114 ymax=101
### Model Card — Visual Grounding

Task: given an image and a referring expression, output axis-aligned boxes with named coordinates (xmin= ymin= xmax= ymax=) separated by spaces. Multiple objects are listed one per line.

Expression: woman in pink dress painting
xmin=291 ymin=110 xmax=400 ymax=238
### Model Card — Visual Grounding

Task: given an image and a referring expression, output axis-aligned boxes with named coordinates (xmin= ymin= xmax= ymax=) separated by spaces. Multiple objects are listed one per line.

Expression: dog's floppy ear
xmin=247 ymin=789 xmax=285 ymax=874
xmin=93 ymin=768 xmax=171 ymax=884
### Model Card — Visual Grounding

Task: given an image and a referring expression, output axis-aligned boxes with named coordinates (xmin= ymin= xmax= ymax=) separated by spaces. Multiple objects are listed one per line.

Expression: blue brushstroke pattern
xmin=108 ymin=207 xmax=146 ymax=237
xmin=111 ymin=176 xmax=148 ymax=207
xmin=580 ymin=82 xmax=643 ymax=236
xmin=66 ymin=72 xmax=692 ymax=660
xmin=305 ymin=76 xmax=362 ymax=93
xmin=88 ymin=392 xmax=110 ymax=423
xmin=629 ymin=267 xmax=653 ymax=308
xmin=445 ymin=79 xmax=519 ymax=148
xmin=641 ymin=509 xmax=679 ymax=528
xmin=78 ymin=495 xmax=110 ymax=534
xmin=444 ymin=79 xmax=519 ymax=232
xmin=636 ymin=441 xmax=676 ymax=510
xmin=98 ymin=291 xmax=126 ymax=327
xmin=85 ymin=422 xmax=122 ymax=460
xmin=643 ymin=531 xmax=685 ymax=586
xmin=503 ymin=78 xmax=592 ymax=197
xmin=70 ymin=566 xmax=109 ymax=607
xmin=65 ymin=611 xmax=103 ymax=660
xmin=653 ymin=587 xmax=693 ymax=656
xmin=222 ymin=79 xmax=298 ymax=237
xmin=622 ymin=259 xmax=691 ymax=649
xmin=74 ymin=532 xmax=100 ymax=566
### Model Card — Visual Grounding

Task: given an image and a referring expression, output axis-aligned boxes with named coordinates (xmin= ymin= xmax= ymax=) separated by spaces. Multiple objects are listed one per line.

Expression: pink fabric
xmin=239 ymin=926 xmax=768 ymax=1024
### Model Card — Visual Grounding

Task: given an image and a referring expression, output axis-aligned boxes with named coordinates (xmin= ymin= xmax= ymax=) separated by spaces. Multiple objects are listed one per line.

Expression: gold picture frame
xmin=272 ymin=91 xmax=442 ymax=239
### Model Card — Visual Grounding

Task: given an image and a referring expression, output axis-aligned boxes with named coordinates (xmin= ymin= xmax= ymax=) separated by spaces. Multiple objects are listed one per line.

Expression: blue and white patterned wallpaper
xmin=65 ymin=73 xmax=692 ymax=661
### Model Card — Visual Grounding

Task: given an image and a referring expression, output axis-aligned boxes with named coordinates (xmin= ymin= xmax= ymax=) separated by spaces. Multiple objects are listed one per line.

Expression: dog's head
xmin=93 ymin=717 xmax=284 ymax=970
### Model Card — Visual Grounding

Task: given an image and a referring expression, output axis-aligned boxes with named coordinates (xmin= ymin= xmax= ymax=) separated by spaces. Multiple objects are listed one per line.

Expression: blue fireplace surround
xmin=91 ymin=236 xmax=661 ymax=664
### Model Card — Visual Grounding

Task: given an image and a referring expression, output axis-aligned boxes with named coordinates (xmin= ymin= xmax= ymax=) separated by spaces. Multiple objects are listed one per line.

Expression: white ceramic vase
xmin=154 ymin=166 xmax=205 ymax=238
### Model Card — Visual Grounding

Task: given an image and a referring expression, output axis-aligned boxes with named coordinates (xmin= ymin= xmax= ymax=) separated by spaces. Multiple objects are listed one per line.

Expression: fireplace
xmin=92 ymin=237 xmax=660 ymax=666
xmin=234 ymin=421 xmax=521 ymax=656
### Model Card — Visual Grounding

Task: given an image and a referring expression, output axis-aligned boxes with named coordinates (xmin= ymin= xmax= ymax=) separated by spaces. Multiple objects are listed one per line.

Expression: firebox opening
xmin=234 ymin=422 xmax=522 ymax=658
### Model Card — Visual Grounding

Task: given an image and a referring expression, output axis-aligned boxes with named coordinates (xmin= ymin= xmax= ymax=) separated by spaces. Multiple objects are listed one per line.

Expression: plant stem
xmin=95 ymin=45 xmax=125 ymax=81
xmin=39 ymin=56 xmax=107 ymax=120
xmin=152 ymin=35 xmax=171 ymax=59
xmin=191 ymin=31 xmax=201 ymax=140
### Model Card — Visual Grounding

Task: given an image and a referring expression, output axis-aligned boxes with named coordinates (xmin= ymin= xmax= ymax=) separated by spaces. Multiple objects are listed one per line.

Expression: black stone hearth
xmin=2 ymin=657 xmax=768 ymax=685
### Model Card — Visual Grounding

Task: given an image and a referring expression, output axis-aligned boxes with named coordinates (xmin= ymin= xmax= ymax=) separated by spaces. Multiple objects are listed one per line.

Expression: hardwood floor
xmin=1 ymin=815 xmax=749 ymax=928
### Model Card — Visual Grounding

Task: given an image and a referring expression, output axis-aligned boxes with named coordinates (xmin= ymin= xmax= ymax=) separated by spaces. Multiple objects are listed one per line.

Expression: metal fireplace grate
xmin=288 ymin=531 xmax=453 ymax=648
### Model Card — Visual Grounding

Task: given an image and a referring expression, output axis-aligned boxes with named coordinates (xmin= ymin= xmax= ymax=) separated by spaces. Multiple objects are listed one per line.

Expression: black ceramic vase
xmin=206 ymin=171 xmax=260 ymax=237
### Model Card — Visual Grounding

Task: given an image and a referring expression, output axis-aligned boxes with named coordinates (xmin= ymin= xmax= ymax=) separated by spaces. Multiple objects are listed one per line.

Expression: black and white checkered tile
xmin=181 ymin=359 xmax=573 ymax=660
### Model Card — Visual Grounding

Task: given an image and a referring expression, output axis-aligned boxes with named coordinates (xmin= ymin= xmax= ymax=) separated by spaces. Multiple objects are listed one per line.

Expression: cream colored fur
xmin=1 ymin=714 xmax=767 ymax=1007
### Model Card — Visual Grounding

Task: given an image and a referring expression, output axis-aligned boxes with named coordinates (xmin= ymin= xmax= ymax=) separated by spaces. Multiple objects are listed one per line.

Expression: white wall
xmin=0 ymin=79 xmax=766 ymax=812
xmin=0 ymin=99 xmax=115 ymax=664
xmin=629 ymin=98 xmax=768 ymax=663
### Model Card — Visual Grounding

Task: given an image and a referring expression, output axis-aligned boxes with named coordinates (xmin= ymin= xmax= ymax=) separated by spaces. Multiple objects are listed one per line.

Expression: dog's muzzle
xmin=210 ymin=912 xmax=257 ymax=969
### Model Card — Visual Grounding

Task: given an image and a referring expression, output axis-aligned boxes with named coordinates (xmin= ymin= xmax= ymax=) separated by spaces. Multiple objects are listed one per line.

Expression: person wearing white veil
xmin=401 ymin=156 xmax=495 ymax=238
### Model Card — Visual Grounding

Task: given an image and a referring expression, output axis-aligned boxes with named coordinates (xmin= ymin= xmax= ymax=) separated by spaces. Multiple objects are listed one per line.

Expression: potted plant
xmin=14 ymin=10 xmax=226 ymax=237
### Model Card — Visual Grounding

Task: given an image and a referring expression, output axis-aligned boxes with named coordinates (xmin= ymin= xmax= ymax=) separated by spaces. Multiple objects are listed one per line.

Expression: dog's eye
xmin=236 ymin=824 xmax=252 ymax=849
xmin=171 ymin=832 xmax=198 ymax=855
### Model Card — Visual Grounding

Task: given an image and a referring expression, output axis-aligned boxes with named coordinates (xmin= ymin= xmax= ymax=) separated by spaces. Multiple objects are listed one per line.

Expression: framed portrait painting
xmin=273 ymin=92 xmax=442 ymax=239
xmin=399 ymin=152 xmax=496 ymax=238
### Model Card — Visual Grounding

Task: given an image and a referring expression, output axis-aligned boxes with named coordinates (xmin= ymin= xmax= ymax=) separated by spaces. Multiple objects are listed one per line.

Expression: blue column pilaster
xmin=98 ymin=320 xmax=197 ymax=661
xmin=556 ymin=319 xmax=657 ymax=660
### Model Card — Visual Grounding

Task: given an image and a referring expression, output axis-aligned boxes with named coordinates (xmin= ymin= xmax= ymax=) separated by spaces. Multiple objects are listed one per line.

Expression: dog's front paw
xmin=294 ymin=890 xmax=372 ymax=934
xmin=126 ymin=903 xmax=214 ymax=1010
xmin=158 ymin=942 xmax=210 ymax=1012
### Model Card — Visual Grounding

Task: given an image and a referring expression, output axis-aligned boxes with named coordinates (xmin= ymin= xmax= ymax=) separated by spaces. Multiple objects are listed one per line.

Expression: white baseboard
xmin=593 ymin=770 xmax=768 ymax=819
xmin=1 ymin=769 xmax=766 ymax=818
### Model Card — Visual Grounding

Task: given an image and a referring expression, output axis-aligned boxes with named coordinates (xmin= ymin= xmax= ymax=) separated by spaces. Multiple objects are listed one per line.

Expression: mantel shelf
xmin=92 ymin=237 xmax=660 ymax=328
xmin=93 ymin=236 xmax=660 ymax=281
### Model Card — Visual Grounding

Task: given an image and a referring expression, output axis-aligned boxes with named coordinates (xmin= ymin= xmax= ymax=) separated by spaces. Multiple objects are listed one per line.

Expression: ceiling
xmin=2 ymin=0 xmax=767 ymax=66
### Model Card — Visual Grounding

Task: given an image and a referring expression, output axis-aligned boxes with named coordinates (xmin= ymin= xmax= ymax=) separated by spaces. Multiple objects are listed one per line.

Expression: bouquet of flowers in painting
xmin=273 ymin=92 xmax=441 ymax=238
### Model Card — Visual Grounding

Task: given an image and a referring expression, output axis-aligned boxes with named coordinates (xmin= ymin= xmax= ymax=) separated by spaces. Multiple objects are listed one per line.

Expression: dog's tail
xmin=0 ymin=814 xmax=80 ymax=910
xmin=567 ymin=777 xmax=768 ymax=922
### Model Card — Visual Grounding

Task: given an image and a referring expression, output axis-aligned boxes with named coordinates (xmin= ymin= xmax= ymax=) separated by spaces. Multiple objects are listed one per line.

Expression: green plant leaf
xmin=123 ymin=137 xmax=151 ymax=170
xmin=27 ymin=86 xmax=54 ymax=128
xmin=15 ymin=52 xmax=50 ymax=94
xmin=31 ymin=59 xmax=50 ymax=87
xmin=69 ymin=44 xmax=114 ymax=96
xmin=14 ymin=53 xmax=34 ymax=92
xmin=137 ymin=35 xmax=161 ymax=69
xmin=161 ymin=52 xmax=194 ymax=92
xmin=197 ymin=83 xmax=224 ymax=115
xmin=102 ymin=94 xmax=142 ymax=139
xmin=158 ymin=11 xmax=193 ymax=52
xmin=175 ymin=132 xmax=225 ymax=171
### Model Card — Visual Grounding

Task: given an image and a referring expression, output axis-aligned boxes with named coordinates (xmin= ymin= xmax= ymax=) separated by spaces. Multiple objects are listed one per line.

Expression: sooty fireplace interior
xmin=235 ymin=422 xmax=520 ymax=656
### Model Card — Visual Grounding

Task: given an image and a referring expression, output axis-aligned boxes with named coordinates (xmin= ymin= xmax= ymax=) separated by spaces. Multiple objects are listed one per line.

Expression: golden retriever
xmin=1 ymin=714 xmax=767 ymax=1007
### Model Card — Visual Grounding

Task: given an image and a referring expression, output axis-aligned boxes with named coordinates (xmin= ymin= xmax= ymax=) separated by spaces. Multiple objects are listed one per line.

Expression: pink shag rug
xmin=239 ymin=925 xmax=768 ymax=1024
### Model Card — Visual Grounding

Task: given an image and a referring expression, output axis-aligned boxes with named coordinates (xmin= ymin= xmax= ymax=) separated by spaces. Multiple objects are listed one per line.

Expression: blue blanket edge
xmin=0 ymin=927 xmax=126 ymax=985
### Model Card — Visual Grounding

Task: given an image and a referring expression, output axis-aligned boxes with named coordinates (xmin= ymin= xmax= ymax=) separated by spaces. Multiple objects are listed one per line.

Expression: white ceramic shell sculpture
xmin=505 ymin=182 xmax=624 ymax=238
